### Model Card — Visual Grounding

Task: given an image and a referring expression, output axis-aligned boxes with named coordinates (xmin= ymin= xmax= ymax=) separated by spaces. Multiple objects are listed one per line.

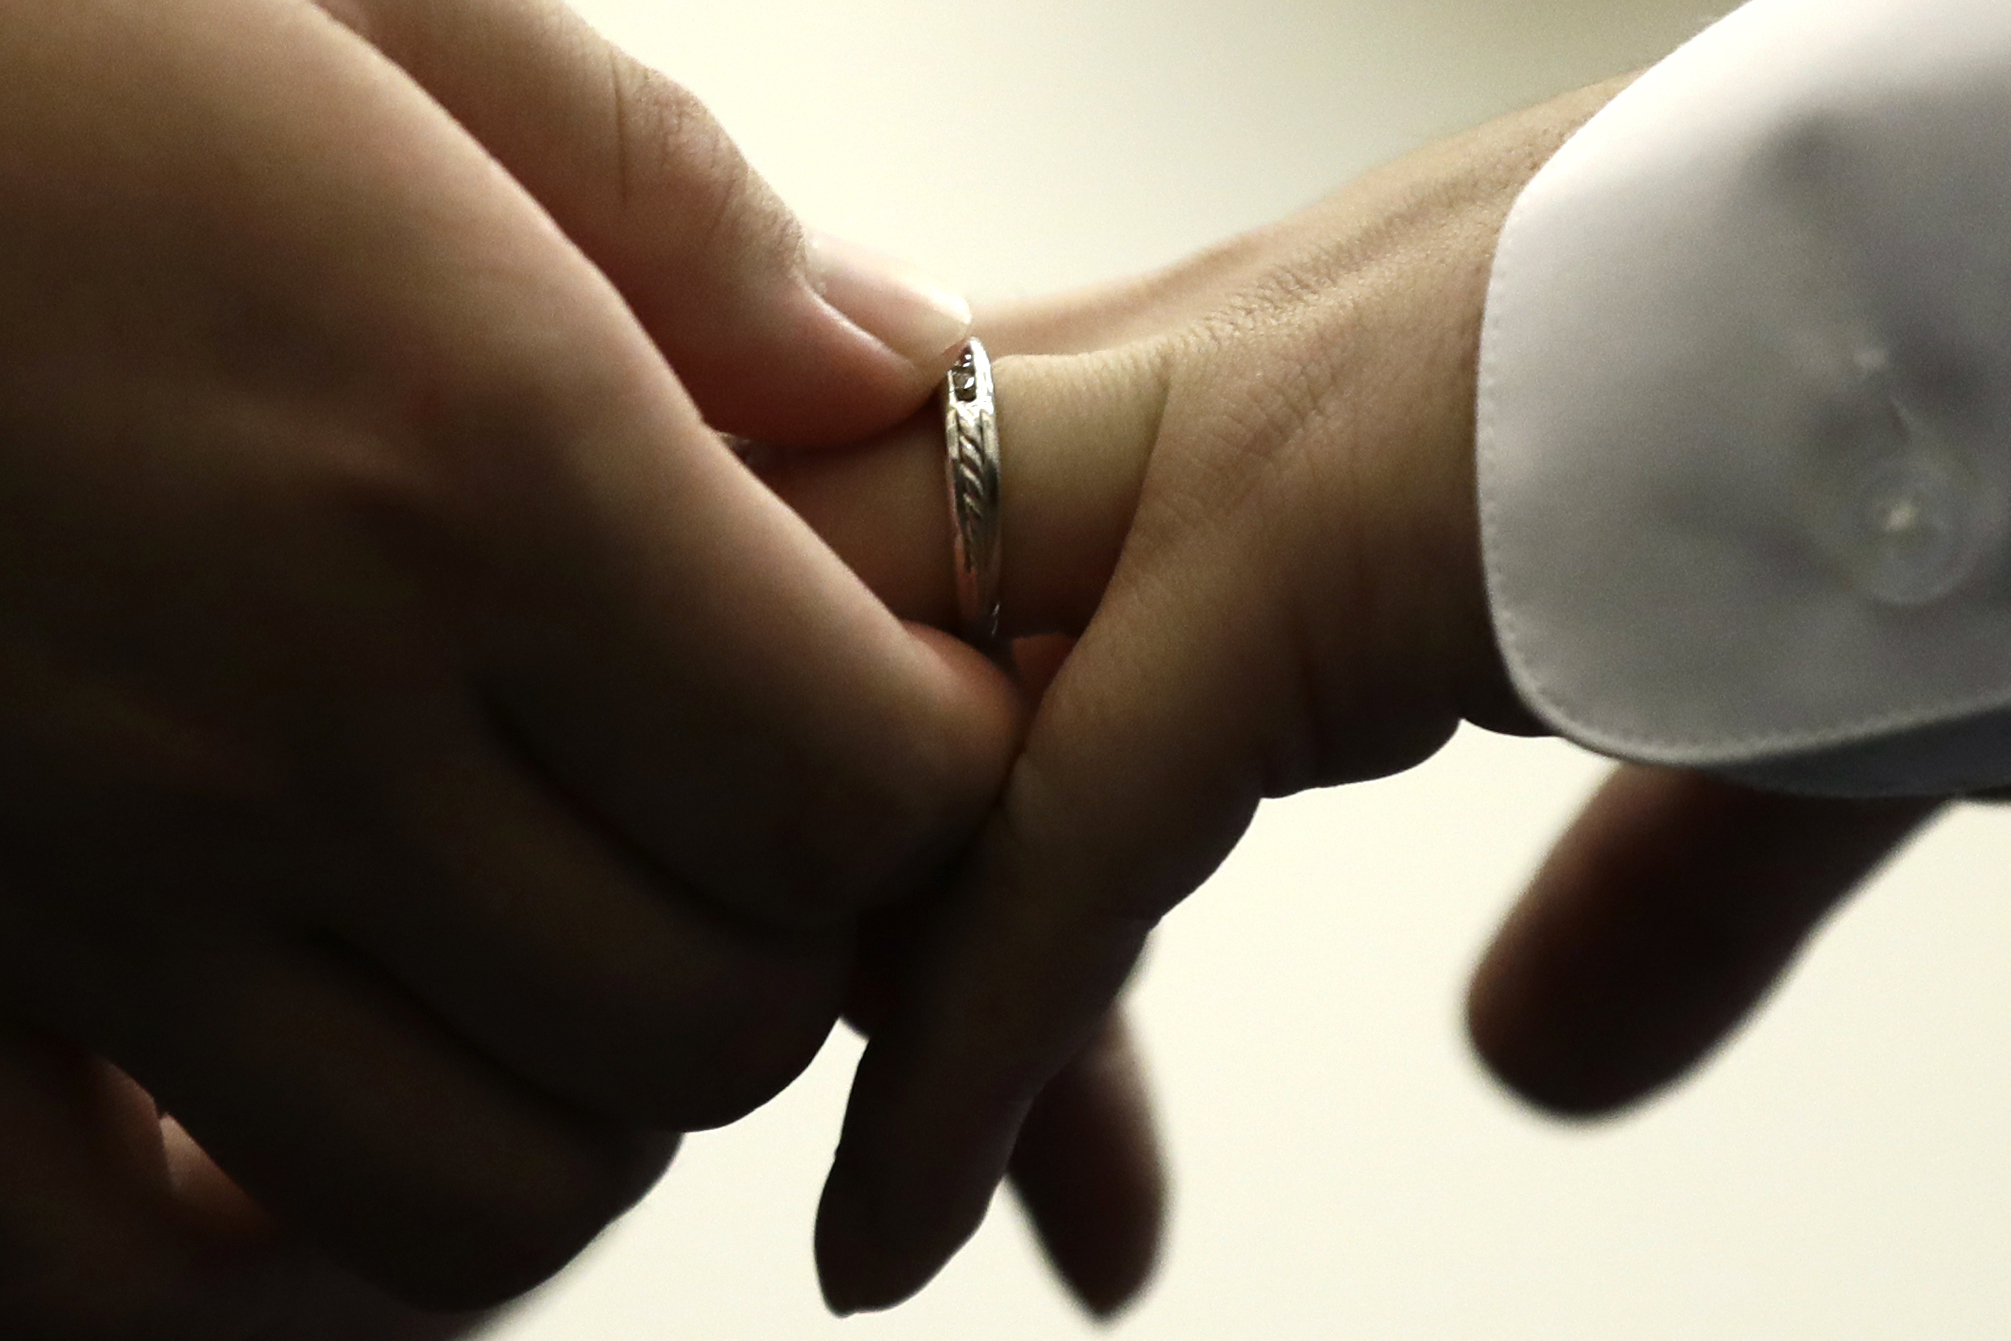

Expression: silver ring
xmin=944 ymin=337 xmax=1002 ymax=646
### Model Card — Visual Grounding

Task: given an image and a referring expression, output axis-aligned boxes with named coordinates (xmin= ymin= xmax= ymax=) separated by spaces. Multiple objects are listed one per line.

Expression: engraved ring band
xmin=943 ymin=337 xmax=1003 ymax=647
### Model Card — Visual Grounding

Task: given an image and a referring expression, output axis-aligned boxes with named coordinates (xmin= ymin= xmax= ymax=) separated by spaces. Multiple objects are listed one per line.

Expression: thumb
xmin=315 ymin=0 xmax=971 ymax=442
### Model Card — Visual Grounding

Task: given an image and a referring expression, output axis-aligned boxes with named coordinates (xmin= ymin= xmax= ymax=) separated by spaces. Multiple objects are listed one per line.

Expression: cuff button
xmin=1842 ymin=442 xmax=1972 ymax=606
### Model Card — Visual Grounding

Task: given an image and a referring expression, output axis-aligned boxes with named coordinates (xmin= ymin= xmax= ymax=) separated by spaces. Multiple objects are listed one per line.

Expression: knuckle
xmin=646 ymin=960 xmax=845 ymax=1130
xmin=1269 ymin=564 xmax=1465 ymax=793
xmin=750 ymin=754 xmax=973 ymax=928
xmin=566 ymin=938 xmax=848 ymax=1131
xmin=609 ymin=59 xmax=718 ymax=195
xmin=607 ymin=59 xmax=799 ymax=269
xmin=365 ymin=1126 xmax=673 ymax=1310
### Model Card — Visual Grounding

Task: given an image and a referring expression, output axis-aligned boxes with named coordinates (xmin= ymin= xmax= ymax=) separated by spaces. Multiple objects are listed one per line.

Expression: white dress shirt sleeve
xmin=1476 ymin=0 xmax=2011 ymax=796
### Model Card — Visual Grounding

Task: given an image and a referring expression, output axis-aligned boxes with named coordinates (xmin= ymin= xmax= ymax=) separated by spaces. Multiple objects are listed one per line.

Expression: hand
xmin=753 ymin=77 xmax=1636 ymax=1309
xmin=0 ymin=0 xmax=1025 ymax=1314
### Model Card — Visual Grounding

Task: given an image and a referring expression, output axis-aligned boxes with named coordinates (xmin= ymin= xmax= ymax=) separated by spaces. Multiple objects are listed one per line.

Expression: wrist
xmin=1279 ymin=79 xmax=1634 ymax=775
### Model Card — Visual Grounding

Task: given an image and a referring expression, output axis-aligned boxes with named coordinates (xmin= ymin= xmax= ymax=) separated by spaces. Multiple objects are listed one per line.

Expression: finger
xmin=813 ymin=503 xmax=1292 ymax=1313
xmin=0 ymin=1059 xmax=488 ymax=1341
xmin=317 ymin=0 xmax=970 ymax=442
xmin=1466 ymin=766 xmax=1940 ymax=1116
xmin=844 ymin=919 xmax=1162 ymax=1319
xmin=768 ymin=332 xmax=1205 ymax=1315
xmin=83 ymin=936 xmax=675 ymax=1310
xmin=0 ymin=644 xmax=846 ymax=1138
xmin=1005 ymin=1011 xmax=1165 ymax=1319
xmin=329 ymin=726 xmax=851 ymax=1132
xmin=456 ymin=402 xmax=1025 ymax=928
xmin=156 ymin=1120 xmax=499 ymax=1341
xmin=756 ymin=346 xmax=1168 ymax=637
xmin=1009 ymin=634 xmax=1077 ymax=700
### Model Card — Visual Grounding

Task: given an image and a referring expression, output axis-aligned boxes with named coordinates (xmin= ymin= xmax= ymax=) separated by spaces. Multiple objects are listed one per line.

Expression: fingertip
xmin=813 ymin=1047 xmax=1026 ymax=1315
xmin=1464 ymin=941 xmax=1625 ymax=1119
xmin=812 ymin=1157 xmax=941 ymax=1316
xmin=808 ymin=233 xmax=973 ymax=372
xmin=1460 ymin=783 xmax=1728 ymax=1119
xmin=683 ymin=273 xmax=948 ymax=445
xmin=1465 ymin=768 xmax=1942 ymax=1119
xmin=1008 ymin=1015 xmax=1167 ymax=1318
xmin=812 ymin=1166 xmax=876 ymax=1317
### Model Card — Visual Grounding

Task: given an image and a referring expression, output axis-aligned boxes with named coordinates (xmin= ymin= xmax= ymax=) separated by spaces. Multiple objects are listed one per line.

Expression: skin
xmin=0 ymin=1012 xmax=1162 ymax=1336
xmin=0 ymin=0 xmax=1163 ymax=1330
xmin=3 ymin=8 xmax=1942 ymax=1329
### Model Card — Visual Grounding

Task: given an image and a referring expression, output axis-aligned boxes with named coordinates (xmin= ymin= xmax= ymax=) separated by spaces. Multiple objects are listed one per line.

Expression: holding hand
xmin=0 ymin=0 xmax=1046 ymax=1325
xmin=760 ymin=77 xmax=1633 ymax=1310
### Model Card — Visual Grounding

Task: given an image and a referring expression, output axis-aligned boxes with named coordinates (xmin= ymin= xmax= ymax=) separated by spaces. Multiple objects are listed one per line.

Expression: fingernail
xmin=809 ymin=232 xmax=973 ymax=367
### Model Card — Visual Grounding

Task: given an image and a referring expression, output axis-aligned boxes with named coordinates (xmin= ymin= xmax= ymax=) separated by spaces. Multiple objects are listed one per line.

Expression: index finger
xmin=1466 ymin=765 xmax=1939 ymax=1116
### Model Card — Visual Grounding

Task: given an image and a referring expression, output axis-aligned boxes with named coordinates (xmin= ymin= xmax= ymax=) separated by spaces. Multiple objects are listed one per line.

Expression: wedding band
xmin=944 ymin=337 xmax=1002 ymax=645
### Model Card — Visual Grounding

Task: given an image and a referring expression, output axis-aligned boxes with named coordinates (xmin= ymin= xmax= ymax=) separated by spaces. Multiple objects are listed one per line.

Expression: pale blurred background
xmin=490 ymin=1 xmax=2011 ymax=1336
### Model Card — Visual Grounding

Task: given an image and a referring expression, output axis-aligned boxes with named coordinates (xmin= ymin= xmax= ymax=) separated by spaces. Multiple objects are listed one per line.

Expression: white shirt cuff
xmin=1477 ymin=0 xmax=2011 ymax=795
